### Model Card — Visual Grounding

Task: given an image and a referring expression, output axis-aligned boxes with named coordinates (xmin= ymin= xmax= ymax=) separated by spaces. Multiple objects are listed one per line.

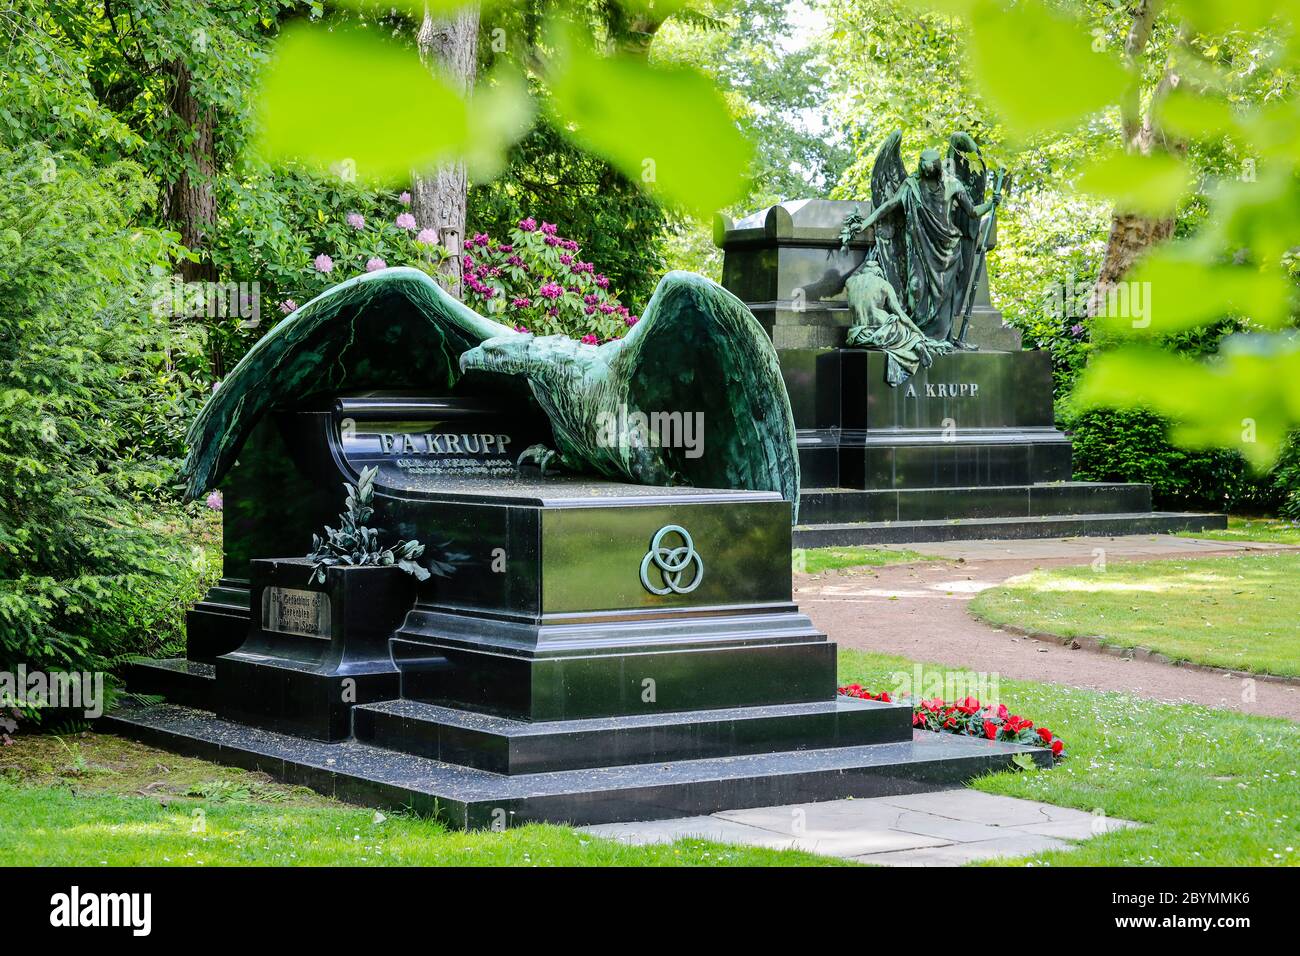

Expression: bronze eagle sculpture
xmin=179 ymin=267 xmax=800 ymax=518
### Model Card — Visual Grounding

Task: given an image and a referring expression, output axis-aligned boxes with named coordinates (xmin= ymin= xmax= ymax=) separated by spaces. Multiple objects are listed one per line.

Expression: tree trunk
xmin=1086 ymin=0 xmax=1184 ymax=319
xmin=163 ymin=59 xmax=222 ymax=375
xmin=412 ymin=4 xmax=479 ymax=298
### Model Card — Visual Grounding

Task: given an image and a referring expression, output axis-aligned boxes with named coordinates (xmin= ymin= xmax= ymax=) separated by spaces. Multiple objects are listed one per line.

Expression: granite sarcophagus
xmin=115 ymin=267 xmax=1052 ymax=827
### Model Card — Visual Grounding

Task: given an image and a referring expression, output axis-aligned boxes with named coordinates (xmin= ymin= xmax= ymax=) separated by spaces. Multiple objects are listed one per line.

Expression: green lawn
xmin=795 ymin=545 xmax=932 ymax=574
xmin=6 ymin=650 xmax=1297 ymax=867
xmin=838 ymin=649 xmax=1300 ymax=866
xmin=1178 ymin=516 xmax=1300 ymax=546
xmin=969 ymin=553 xmax=1300 ymax=677
xmin=0 ymin=734 xmax=839 ymax=867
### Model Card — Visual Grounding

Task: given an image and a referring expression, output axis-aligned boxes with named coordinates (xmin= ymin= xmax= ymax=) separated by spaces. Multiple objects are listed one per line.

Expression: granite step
xmin=353 ymin=696 xmax=914 ymax=775
xmin=799 ymin=482 xmax=1152 ymax=524
xmin=122 ymin=658 xmax=216 ymax=711
xmin=793 ymin=511 xmax=1226 ymax=547
xmin=100 ymin=700 xmax=1051 ymax=829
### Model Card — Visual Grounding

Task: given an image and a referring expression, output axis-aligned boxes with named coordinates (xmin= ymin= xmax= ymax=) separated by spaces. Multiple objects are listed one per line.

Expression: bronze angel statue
xmin=843 ymin=131 xmax=1003 ymax=352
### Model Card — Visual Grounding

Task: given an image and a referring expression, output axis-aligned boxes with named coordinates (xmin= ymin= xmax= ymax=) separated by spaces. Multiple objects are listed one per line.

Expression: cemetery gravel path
xmin=796 ymin=535 xmax=1300 ymax=721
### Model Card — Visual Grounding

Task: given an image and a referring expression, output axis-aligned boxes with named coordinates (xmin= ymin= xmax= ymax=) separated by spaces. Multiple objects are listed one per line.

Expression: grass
xmin=5 ymin=648 xmax=1297 ymax=867
xmin=968 ymin=553 xmax=1300 ymax=677
xmin=795 ymin=545 xmax=933 ymax=574
xmin=1177 ymin=515 xmax=1300 ymax=546
xmin=838 ymin=649 xmax=1300 ymax=866
xmin=0 ymin=735 xmax=841 ymax=867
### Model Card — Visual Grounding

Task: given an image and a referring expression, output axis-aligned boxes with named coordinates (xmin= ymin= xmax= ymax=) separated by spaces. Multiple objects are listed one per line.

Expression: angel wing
xmin=947 ymin=131 xmax=988 ymax=315
xmin=948 ymin=131 xmax=986 ymax=241
xmin=179 ymin=267 xmax=513 ymax=500
xmin=612 ymin=272 xmax=801 ymax=515
xmin=869 ymin=130 xmax=909 ymax=297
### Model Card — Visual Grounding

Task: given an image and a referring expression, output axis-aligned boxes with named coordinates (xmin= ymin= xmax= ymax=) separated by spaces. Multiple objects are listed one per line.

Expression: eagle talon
xmin=517 ymin=443 xmax=561 ymax=477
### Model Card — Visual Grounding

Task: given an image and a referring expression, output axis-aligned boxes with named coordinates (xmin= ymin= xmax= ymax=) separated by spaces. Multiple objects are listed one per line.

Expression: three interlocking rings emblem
xmin=639 ymin=524 xmax=704 ymax=596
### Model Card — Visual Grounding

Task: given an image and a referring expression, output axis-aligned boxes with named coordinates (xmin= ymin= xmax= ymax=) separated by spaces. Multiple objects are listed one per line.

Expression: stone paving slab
xmin=580 ymin=790 xmax=1138 ymax=866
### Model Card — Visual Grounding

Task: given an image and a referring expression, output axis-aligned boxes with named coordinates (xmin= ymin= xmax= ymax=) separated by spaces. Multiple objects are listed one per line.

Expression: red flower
xmin=982 ymin=719 xmax=999 ymax=740
xmin=878 ymin=691 xmax=892 ymax=703
xmin=1051 ymin=739 xmax=1064 ymax=756
xmin=1037 ymin=727 xmax=1053 ymax=743
xmin=1005 ymin=715 xmax=1033 ymax=734
xmin=956 ymin=697 xmax=980 ymax=715
xmin=922 ymin=698 xmax=944 ymax=713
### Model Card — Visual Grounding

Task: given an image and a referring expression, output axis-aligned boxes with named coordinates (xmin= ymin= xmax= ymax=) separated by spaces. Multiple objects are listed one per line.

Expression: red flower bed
xmin=838 ymin=685 xmax=1065 ymax=761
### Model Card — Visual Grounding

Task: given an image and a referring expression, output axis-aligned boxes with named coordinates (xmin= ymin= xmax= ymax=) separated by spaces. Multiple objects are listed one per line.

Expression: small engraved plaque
xmin=262 ymin=586 xmax=331 ymax=639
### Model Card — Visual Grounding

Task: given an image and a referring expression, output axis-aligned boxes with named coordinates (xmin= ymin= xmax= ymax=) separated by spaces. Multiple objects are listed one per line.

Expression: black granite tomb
xmin=118 ymin=379 xmax=1050 ymax=827
xmin=715 ymin=199 xmax=1225 ymax=544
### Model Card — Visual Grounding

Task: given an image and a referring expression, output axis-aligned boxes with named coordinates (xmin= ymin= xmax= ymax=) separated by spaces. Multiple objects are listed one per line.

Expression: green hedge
xmin=0 ymin=145 xmax=215 ymax=679
xmin=1066 ymin=408 xmax=1293 ymax=514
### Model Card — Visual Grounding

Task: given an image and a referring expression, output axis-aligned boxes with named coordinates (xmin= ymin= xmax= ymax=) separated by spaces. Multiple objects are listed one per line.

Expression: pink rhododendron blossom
xmin=399 ymin=191 xmax=411 ymax=206
xmin=416 ymin=228 xmax=439 ymax=245
xmin=205 ymin=490 xmax=223 ymax=511
xmin=279 ymin=299 xmax=299 ymax=314
xmin=541 ymin=222 xmax=558 ymax=235
xmin=366 ymin=257 xmax=387 ymax=272
xmin=538 ymin=282 xmax=563 ymax=300
xmin=395 ymin=212 xmax=417 ymax=231
xmin=625 ymin=315 xmax=639 ymax=327
xmin=543 ymin=235 xmax=560 ymax=246
xmin=514 ymin=324 xmax=530 ymax=333
xmin=511 ymin=297 xmax=532 ymax=309
xmin=518 ymin=217 xmax=537 ymax=231
xmin=313 ymin=254 xmax=334 ymax=273
xmin=346 ymin=212 xmax=366 ymax=230
xmin=581 ymin=333 xmax=599 ymax=345
xmin=595 ymin=275 xmax=610 ymax=289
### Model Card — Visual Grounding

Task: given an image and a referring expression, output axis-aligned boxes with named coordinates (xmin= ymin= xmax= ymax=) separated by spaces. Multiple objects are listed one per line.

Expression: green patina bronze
xmin=460 ymin=270 xmax=800 ymax=513
xmin=840 ymin=130 xmax=1004 ymax=379
xmin=180 ymin=267 xmax=800 ymax=516
xmin=844 ymin=259 xmax=953 ymax=385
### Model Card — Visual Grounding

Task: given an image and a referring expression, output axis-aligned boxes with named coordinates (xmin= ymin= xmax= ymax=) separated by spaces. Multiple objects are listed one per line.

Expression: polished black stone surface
xmin=123 ymin=658 xmax=215 ymax=711
xmin=102 ymin=700 xmax=1051 ymax=829
xmin=354 ymin=696 xmax=911 ymax=774
xmin=214 ymin=559 xmax=414 ymax=742
xmin=799 ymin=482 xmax=1153 ymax=525
xmin=792 ymin=510 xmax=1228 ymax=547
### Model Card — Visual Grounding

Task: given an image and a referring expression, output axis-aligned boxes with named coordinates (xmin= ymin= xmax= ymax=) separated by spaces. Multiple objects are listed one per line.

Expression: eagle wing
xmin=179 ymin=267 xmax=512 ymax=500
xmin=610 ymin=272 xmax=801 ymax=517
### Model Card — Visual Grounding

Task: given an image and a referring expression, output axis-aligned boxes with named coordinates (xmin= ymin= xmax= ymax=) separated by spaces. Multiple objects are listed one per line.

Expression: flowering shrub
xmin=838 ymin=685 xmax=1066 ymax=761
xmin=459 ymin=219 xmax=640 ymax=340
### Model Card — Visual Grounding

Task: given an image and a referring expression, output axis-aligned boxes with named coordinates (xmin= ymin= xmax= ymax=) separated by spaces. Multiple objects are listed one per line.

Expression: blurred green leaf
xmin=255 ymin=25 xmax=470 ymax=181
xmin=1168 ymin=0 xmax=1295 ymax=34
xmin=1077 ymin=150 xmax=1192 ymax=217
xmin=967 ymin=0 xmax=1128 ymax=136
xmin=336 ymin=0 xmax=480 ymax=16
xmin=464 ymin=67 xmax=535 ymax=180
xmin=546 ymin=24 xmax=753 ymax=217
xmin=1157 ymin=88 xmax=1243 ymax=143
xmin=1075 ymin=340 xmax=1300 ymax=468
xmin=1201 ymin=170 xmax=1300 ymax=265
xmin=1093 ymin=248 xmax=1292 ymax=335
